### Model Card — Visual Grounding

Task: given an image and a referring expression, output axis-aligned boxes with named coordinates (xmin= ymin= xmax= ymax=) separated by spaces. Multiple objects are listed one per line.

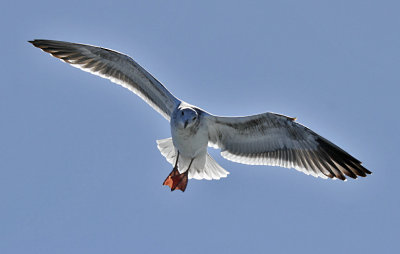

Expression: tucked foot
xmin=163 ymin=168 xmax=189 ymax=192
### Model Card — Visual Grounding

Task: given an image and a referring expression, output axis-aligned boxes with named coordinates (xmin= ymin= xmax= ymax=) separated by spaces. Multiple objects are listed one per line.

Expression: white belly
xmin=171 ymin=123 xmax=208 ymax=158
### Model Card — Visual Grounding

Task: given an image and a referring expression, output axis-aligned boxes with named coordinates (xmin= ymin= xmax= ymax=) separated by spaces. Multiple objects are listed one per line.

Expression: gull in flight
xmin=29 ymin=39 xmax=371 ymax=192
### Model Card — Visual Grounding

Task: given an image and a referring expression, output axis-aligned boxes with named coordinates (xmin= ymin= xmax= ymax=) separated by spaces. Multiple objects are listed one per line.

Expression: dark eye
xmin=193 ymin=117 xmax=196 ymax=120
xmin=181 ymin=111 xmax=184 ymax=116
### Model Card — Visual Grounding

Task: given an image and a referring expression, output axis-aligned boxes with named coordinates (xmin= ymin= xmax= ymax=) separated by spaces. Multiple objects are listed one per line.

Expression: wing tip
xmin=28 ymin=40 xmax=38 ymax=47
xmin=28 ymin=39 xmax=41 ymax=45
xmin=316 ymin=137 xmax=372 ymax=180
xmin=28 ymin=39 xmax=46 ymax=49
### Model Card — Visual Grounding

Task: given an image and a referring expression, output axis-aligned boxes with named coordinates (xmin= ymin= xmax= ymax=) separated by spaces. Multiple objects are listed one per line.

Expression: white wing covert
xmin=206 ymin=112 xmax=371 ymax=180
xmin=29 ymin=39 xmax=180 ymax=120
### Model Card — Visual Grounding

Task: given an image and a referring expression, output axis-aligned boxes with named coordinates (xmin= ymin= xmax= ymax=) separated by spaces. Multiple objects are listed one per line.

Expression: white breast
xmin=171 ymin=123 xmax=209 ymax=174
xmin=169 ymin=106 xmax=210 ymax=173
xmin=171 ymin=120 xmax=208 ymax=158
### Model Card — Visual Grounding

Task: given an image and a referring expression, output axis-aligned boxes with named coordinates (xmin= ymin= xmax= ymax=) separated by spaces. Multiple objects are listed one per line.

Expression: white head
xmin=176 ymin=108 xmax=199 ymax=129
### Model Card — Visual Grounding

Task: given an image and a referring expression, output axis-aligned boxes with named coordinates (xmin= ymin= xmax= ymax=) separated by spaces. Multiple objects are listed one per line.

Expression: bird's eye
xmin=181 ymin=111 xmax=184 ymax=116
xmin=193 ymin=117 xmax=196 ymax=120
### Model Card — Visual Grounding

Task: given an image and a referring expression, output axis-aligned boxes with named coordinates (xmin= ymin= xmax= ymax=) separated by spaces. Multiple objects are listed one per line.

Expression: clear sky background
xmin=1 ymin=0 xmax=399 ymax=253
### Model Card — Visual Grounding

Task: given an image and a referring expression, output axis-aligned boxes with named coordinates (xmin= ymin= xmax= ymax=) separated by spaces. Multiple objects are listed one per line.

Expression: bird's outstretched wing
xmin=205 ymin=112 xmax=371 ymax=180
xmin=29 ymin=39 xmax=180 ymax=121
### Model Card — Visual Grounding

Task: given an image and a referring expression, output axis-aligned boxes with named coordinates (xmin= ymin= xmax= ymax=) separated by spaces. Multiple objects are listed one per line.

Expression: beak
xmin=184 ymin=120 xmax=188 ymax=128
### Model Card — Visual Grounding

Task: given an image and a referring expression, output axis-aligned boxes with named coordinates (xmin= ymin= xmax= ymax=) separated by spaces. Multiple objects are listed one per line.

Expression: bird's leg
xmin=163 ymin=152 xmax=180 ymax=188
xmin=170 ymin=159 xmax=193 ymax=192
xmin=162 ymin=153 xmax=193 ymax=192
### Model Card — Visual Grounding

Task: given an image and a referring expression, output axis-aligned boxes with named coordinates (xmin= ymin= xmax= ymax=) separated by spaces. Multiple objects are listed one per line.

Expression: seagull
xmin=29 ymin=39 xmax=371 ymax=192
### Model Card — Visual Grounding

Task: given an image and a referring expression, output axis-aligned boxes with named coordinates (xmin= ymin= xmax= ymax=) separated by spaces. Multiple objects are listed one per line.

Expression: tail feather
xmin=156 ymin=138 xmax=229 ymax=180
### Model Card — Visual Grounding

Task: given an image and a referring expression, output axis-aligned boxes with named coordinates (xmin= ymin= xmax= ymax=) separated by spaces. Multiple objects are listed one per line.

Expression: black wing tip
xmin=363 ymin=167 xmax=372 ymax=175
xmin=316 ymin=137 xmax=372 ymax=181
xmin=28 ymin=40 xmax=39 ymax=46
xmin=28 ymin=39 xmax=41 ymax=43
xmin=341 ymin=164 xmax=372 ymax=181
xmin=332 ymin=163 xmax=372 ymax=181
xmin=28 ymin=39 xmax=44 ymax=48
xmin=29 ymin=39 xmax=63 ymax=48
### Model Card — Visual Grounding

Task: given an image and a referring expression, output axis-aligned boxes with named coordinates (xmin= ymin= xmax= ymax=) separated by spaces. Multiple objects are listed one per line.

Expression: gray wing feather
xmin=29 ymin=39 xmax=180 ymax=120
xmin=206 ymin=112 xmax=371 ymax=180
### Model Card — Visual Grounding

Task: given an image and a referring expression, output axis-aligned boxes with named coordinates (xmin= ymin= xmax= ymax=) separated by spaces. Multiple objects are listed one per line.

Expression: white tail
xmin=156 ymin=138 xmax=229 ymax=180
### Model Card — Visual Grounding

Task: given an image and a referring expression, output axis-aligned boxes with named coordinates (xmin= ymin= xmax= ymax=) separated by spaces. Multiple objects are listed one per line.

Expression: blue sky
xmin=1 ymin=0 xmax=399 ymax=253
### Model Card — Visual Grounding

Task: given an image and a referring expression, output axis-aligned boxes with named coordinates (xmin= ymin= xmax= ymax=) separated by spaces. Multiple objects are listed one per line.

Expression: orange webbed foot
xmin=163 ymin=167 xmax=180 ymax=189
xmin=163 ymin=168 xmax=189 ymax=192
